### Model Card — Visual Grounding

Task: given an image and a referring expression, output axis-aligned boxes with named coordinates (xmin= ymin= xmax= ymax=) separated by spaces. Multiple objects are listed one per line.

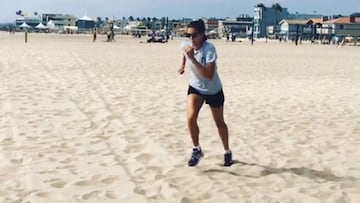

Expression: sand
xmin=0 ymin=32 xmax=359 ymax=203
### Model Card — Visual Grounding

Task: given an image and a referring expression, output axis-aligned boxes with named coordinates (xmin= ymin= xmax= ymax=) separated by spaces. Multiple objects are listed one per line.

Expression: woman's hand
xmin=184 ymin=46 xmax=195 ymax=60
xmin=178 ymin=64 xmax=185 ymax=74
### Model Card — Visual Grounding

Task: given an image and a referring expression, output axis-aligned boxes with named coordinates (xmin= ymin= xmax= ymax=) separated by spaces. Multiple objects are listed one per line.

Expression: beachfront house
xmin=42 ymin=13 xmax=77 ymax=31
xmin=204 ymin=19 xmax=219 ymax=39
xmin=16 ymin=16 xmax=41 ymax=29
xmin=172 ymin=18 xmax=192 ymax=37
xmin=76 ymin=15 xmax=95 ymax=33
xmin=253 ymin=4 xmax=288 ymax=38
xmin=279 ymin=19 xmax=315 ymax=41
xmin=123 ymin=21 xmax=149 ymax=36
xmin=321 ymin=14 xmax=360 ymax=39
xmin=218 ymin=15 xmax=253 ymax=39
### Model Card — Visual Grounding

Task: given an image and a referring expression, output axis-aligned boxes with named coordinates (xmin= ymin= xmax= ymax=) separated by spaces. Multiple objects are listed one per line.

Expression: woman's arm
xmin=189 ymin=58 xmax=216 ymax=80
xmin=185 ymin=47 xmax=215 ymax=80
xmin=178 ymin=55 xmax=186 ymax=74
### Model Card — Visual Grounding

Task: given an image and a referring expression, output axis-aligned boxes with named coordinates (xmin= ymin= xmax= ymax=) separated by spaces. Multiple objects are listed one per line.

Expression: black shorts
xmin=187 ymin=86 xmax=224 ymax=108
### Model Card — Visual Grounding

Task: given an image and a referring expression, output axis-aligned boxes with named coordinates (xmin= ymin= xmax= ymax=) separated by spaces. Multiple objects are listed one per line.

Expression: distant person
xmin=178 ymin=19 xmax=233 ymax=167
xmin=341 ymin=37 xmax=346 ymax=47
xmin=111 ymin=30 xmax=116 ymax=42
xmin=170 ymin=32 xmax=173 ymax=40
xmin=106 ymin=31 xmax=115 ymax=42
xmin=93 ymin=28 xmax=97 ymax=42
xmin=107 ymin=32 xmax=111 ymax=42
xmin=311 ymin=36 xmax=315 ymax=44
xmin=151 ymin=31 xmax=156 ymax=39
xmin=231 ymin=33 xmax=236 ymax=42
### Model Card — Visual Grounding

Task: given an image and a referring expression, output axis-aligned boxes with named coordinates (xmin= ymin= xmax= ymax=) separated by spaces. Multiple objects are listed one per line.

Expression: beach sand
xmin=0 ymin=32 xmax=359 ymax=203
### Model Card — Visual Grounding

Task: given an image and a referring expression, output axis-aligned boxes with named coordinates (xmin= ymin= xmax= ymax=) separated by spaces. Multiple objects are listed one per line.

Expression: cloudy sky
xmin=0 ymin=0 xmax=358 ymax=22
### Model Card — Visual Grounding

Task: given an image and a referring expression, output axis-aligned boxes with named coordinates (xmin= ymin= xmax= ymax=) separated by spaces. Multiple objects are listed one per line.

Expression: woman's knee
xmin=215 ymin=121 xmax=227 ymax=129
xmin=187 ymin=113 xmax=197 ymax=125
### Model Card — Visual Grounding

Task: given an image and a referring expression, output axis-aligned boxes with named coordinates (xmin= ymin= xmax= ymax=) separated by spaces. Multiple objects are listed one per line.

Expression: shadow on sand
xmin=203 ymin=160 xmax=358 ymax=182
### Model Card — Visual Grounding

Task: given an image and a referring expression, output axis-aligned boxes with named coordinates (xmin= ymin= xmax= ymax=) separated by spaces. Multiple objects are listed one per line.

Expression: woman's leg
xmin=187 ymin=94 xmax=204 ymax=146
xmin=210 ymin=106 xmax=229 ymax=151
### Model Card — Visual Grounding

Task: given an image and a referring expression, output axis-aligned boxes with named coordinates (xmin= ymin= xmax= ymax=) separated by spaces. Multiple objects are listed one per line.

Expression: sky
xmin=0 ymin=0 xmax=358 ymax=23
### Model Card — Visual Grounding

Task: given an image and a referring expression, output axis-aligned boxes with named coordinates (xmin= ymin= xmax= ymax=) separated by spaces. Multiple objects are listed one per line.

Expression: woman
xmin=178 ymin=20 xmax=233 ymax=167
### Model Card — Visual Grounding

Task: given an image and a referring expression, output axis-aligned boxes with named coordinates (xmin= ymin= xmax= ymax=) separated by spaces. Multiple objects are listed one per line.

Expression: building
xmin=203 ymin=19 xmax=219 ymax=38
xmin=279 ymin=19 xmax=315 ymax=40
xmin=76 ymin=15 xmax=95 ymax=32
xmin=203 ymin=19 xmax=219 ymax=32
xmin=172 ymin=18 xmax=192 ymax=37
xmin=123 ymin=21 xmax=149 ymax=35
xmin=218 ymin=15 xmax=253 ymax=38
xmin=321 ymin=15 xmax=360 ymax=38
xmin=287 ymin=13 xmax=323 ymax=20
xmin=42 ymin=13 xmax=77 ymax=30
xmin=16 ymin=16 xmax=41 ymax=28
xmin=253 ymin=5 xmax=289 ymax=38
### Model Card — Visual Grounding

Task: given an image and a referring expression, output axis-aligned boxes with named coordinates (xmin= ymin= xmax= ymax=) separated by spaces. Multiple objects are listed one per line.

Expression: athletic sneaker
xmin=224 ymin=151 xmax=233 ymax=166
xmin=188 ymin=148 xmax=203 ymax=166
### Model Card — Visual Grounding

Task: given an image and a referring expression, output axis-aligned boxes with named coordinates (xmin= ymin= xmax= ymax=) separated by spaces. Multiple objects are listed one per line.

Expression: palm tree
xmin=272 ymin=3 xmax=282 ymax=38
xmin=256 ymin=3 xmax=265 ymax=8
xmin=152 ymin=17 xmax=158 ymax=30
xmin=145 ymin=17 xmax=152 ymax=29
xmin=272 ymin=3 xmax=282 ymax=25
xmin=96 ymin=17 xmax=102 ymax=28
xmin=161 ymin=17 xmax=166 ymax=29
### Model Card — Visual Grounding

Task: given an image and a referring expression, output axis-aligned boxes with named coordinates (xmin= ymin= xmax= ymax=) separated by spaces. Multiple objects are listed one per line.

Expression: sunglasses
xmin=185 ymin=32 xmax=200 ymax=38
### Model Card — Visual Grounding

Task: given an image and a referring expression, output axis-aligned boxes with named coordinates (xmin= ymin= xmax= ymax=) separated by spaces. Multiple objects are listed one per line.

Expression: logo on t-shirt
xmin=201 ymin=56 xmax=206 ymax=65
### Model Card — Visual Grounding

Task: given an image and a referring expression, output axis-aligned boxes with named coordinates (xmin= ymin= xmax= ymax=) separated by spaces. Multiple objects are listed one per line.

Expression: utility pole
xmin=25 ymin=28 xmax=28 ymax=43
xmin=295 ymin=24 xmax=299 ymax=46
xmin=251 ymin=21 xmax=254 ymax=45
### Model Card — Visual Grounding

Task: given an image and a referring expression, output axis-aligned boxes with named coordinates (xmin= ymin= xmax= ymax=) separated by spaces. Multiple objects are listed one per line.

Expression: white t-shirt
xmin=181 ymin=40 xmax=222 ymax=95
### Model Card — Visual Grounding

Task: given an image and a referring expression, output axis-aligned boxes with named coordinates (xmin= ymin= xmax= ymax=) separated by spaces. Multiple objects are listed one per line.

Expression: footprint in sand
xmin=50 ymin=181 xmax=67 ymax=188
xmin=1 ymin=137 xmax=14 ymax=145
xmin=181 ymin=197 xmax=197 ymax=203
xmin=73 ymin=180 xmax=94 ymax=186
xmin=55 ymin=164 xmax=75 ymax=169
xmin=100 ymin=176 xmax=118 ymax=185
xmin=35 ymin=192 xmax=49 ymax=198
xmin=134 ymin=153 xmax=152 ymax=162
xmin=39 ymin=170 xmax=56 ymax=175
xmin=45 ymin=178 xmax=62 ymax=182
xmin=41 ymin=129 xmax=52 ymax=134
xmin=99 ymin=162 xmax=108 ymax=167
xmin=48 ymin=157 xmax=58 ymax=162
xmin=81 ymin=190 xmax=102 ymax=200
xmin=59 ymin=158 xmax=77 ymax=164
xmin=90 ymin=138 xmax=103 ymax=144
xmin=26 ymin=136 xmax=39 ymax=141
xmin=105 ymin=191 xmax=118 ymax=199
xmin=10 ymin=158 xmax=23 ymax=164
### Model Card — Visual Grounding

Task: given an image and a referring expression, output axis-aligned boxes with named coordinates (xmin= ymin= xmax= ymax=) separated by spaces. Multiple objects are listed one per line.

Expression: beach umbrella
xmin=35 ymin=23 xmax=47 ymax=29
xmin=19 ymin=22 xmax=31 ymax=28
xmin=79 ymin=14 xmax=93 ymax=21
xmin=46 ymin=20 xmax=55 ymax=29
xmin=124 ymin=25 xmax=132 ymax=30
